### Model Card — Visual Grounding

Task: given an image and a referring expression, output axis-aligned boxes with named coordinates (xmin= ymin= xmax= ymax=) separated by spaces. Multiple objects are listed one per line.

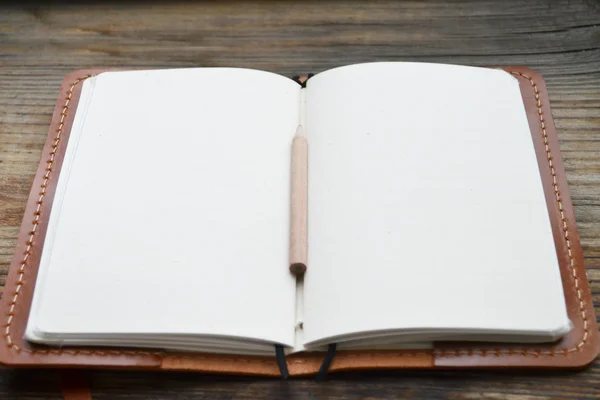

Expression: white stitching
xmin=435 ymin=71 xmax=589 ymax=358
xmin=3 ymin=75 xmax=159 ymax=359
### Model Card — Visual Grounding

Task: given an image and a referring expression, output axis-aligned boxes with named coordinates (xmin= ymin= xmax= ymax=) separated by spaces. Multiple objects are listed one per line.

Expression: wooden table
xmin=1 ymin=1 xmax=599 ymax=398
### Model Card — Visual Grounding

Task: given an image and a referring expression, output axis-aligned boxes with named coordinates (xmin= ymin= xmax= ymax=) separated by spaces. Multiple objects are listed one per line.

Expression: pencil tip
xmin=295 ymin=125 xmax=305 ymax=137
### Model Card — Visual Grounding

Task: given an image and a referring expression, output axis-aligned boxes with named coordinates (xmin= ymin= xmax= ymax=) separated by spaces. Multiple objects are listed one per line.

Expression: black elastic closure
xmin=274 ymin=345 xmax=290 ymax=380
xmin=316 ymin=343 xmax=337 ymax=381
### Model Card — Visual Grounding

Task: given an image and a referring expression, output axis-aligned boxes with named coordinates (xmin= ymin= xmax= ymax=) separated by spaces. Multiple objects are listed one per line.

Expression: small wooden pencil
xmin=289 ymin=125 xmax=308 ymax=275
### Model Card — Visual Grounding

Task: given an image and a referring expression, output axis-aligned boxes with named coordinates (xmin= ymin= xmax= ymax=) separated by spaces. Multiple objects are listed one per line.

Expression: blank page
xmin=303 ymin=62 xmax=570 ymax=345
xmin=26 ymin=68 xmax=300 ymax=347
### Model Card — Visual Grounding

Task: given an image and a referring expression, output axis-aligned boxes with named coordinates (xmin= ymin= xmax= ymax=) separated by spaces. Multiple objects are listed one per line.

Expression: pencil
xmin=289 ymin=125 xmax=308 ymax=275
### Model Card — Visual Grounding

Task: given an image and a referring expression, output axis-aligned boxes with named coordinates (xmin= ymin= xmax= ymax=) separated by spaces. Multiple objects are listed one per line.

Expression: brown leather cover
xmin=0 ymin=67 xmax=597 ymax=376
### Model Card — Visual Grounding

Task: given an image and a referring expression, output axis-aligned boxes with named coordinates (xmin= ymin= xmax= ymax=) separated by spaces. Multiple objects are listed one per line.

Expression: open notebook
xmin=24 ymin=62 xmax=571 ymax=357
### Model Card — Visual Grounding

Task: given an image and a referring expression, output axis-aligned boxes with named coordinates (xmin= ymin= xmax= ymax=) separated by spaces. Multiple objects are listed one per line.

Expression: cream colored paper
xmin=302 ymin=62 xmax=570 ymax=346
xmin=25 ymin=63 xmax=571 ymax=355
xmin=26 ymin=68 xmax=301 ymax=354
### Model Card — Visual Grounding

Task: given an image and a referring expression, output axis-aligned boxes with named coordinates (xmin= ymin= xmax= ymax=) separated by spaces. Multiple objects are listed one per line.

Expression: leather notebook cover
xmin=0 ymin=67 xmax=597 ymax=376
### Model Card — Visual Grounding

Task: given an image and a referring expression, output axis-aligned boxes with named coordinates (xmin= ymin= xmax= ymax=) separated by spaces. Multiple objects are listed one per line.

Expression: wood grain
xmin=1 ymin=0 xmax=599 ymax=398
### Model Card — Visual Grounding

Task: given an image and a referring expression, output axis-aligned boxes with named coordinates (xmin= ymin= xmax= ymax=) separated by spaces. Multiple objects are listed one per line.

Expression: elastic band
xmin=274 ymin=345 xmax=290 ymax=379
xmin=316 ymin=343 xmax=337 ymax=381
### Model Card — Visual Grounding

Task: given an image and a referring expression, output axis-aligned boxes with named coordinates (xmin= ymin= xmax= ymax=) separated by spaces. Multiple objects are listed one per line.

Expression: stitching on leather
xmin=3 ymin=71 xmax=590 ymax=365
xmin=3 ymin=75 xmax=160 ymax=359
xmin=165 ymin=351 xmax=431 ymax=370
xmin=2 ymin=73 xmax=277 ymax=366
xmin=168 ymin=351 xmax=431 ymax=363
xmin=434 ymin=71 xmax=589 ymax=358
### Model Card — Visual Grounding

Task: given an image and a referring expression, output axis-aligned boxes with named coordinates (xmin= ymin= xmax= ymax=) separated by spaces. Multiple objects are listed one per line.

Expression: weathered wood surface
xmin=1 ymin=0 xmax=599 ymax=398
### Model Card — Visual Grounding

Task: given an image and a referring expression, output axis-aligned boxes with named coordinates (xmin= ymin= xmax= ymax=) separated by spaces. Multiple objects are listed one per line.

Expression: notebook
xmin=1 ymin=63 xmax=597 ymax=376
